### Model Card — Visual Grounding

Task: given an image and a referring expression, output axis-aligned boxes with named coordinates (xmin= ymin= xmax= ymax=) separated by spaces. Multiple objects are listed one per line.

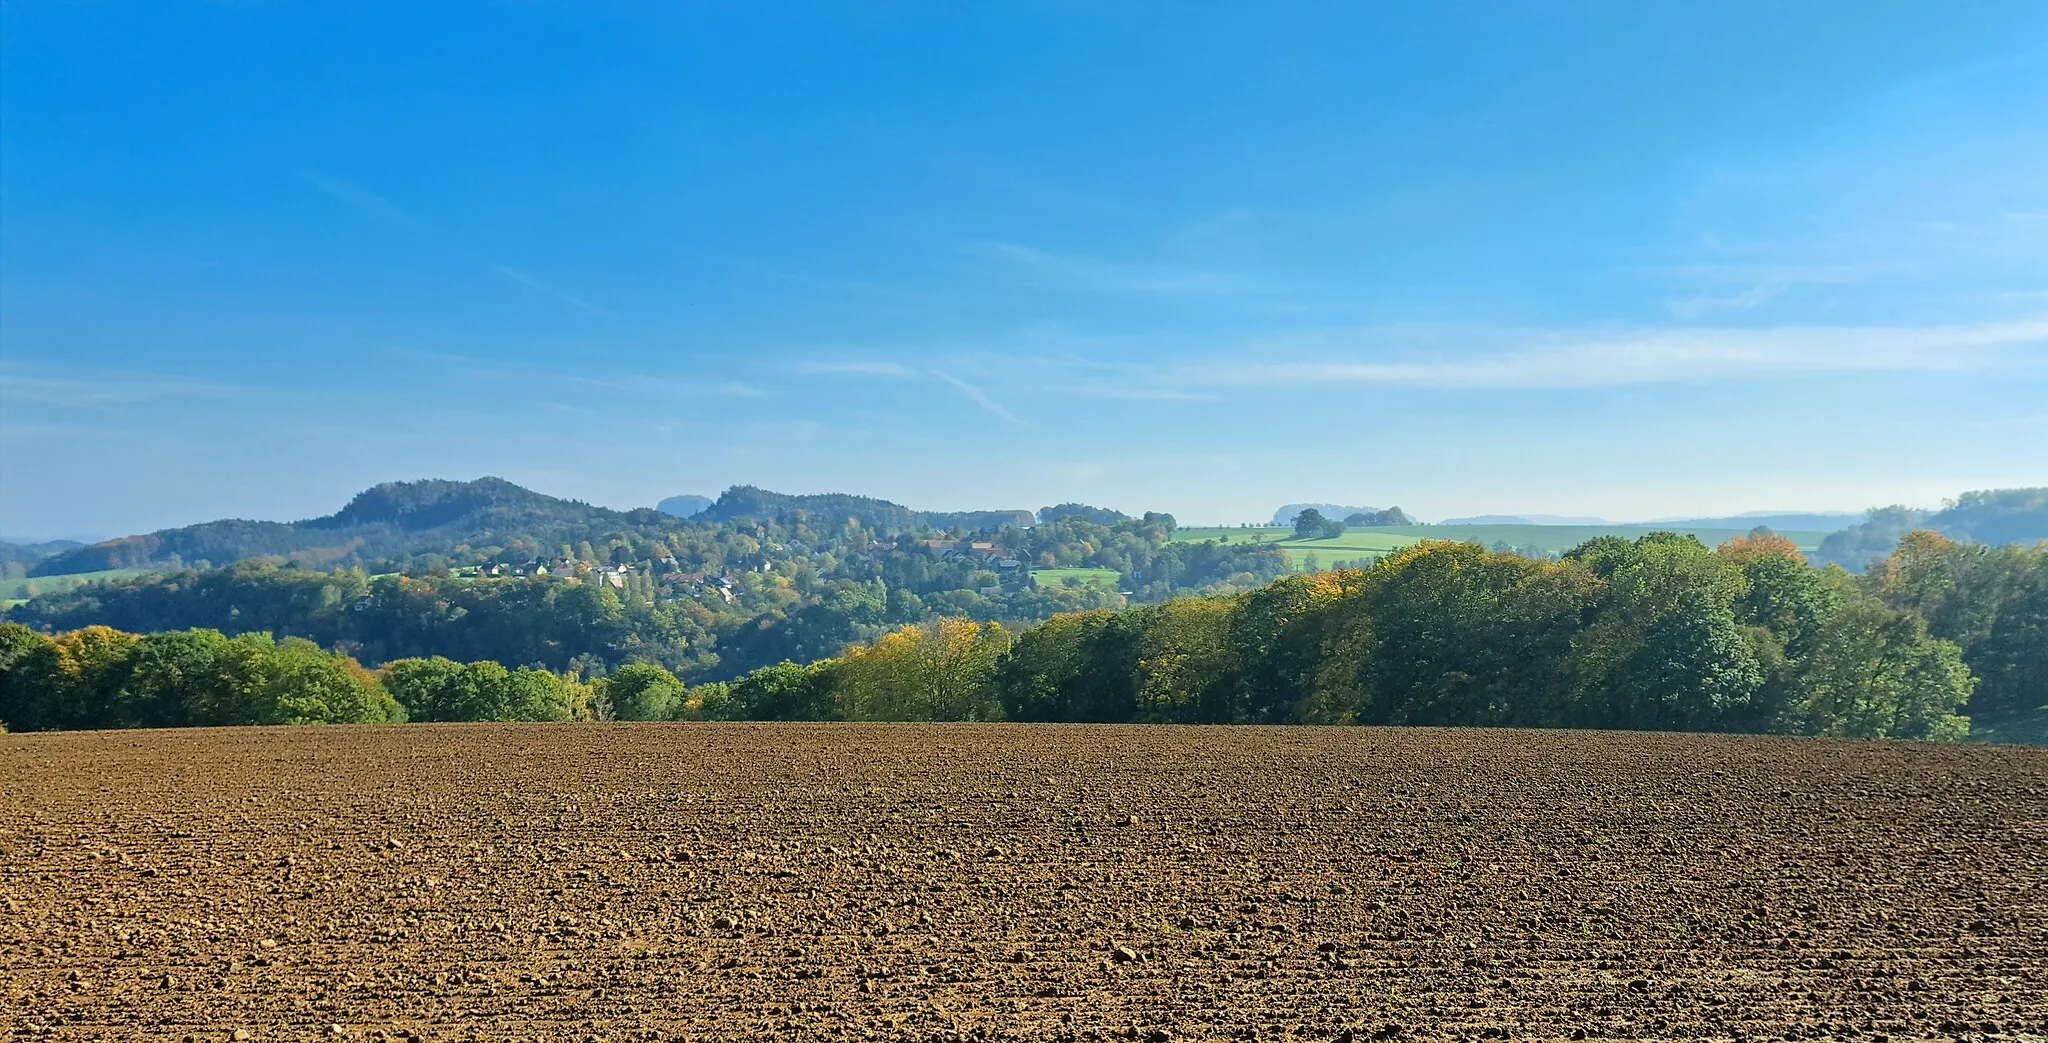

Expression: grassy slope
xmin=1031 ymin=567 xmax=1122 ymax=589
xmin=0 ymin=568 xmax=155 ymax=602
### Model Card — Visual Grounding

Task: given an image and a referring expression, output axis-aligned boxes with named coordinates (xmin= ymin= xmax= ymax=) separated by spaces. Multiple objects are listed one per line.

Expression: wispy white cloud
xmin=1065 ymin=384 xmax=1221 ymax=402
xmin=567 ymin=375 xmax=767 ymax=398
xmin=295 ymin=167 xmax=416 ymax=227
xmin=1665 ymin=282 xmax=1787 ymax=319
xmin=1657 ymin=263 xmax=1875 ymax=286
xmin=486 ymin=265 xmax=613 ymax=318
xmin=0 ymin=366 xmax=247 ymax=408
xmin=296 ymin=167 xmax=611 ymax=317
xmin=966 ymin=240 xmax=1275 ymax=296
xmin=1082 ymin=317 xmax=2048 ymax=394
xmin=929 ymin=368 xmax=1022 ymax=423
xmin=764 ymin=314 xmax=2047 ymax=401
xmin=797 ymin=352 xmax=1212 ymax=410
xmin=790 ymin=360 xmax=921 ymax=378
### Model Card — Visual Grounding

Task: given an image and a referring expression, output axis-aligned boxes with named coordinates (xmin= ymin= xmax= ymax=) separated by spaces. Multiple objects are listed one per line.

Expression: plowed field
xmin=3 ymin=725 xmax=2044 ymax=1041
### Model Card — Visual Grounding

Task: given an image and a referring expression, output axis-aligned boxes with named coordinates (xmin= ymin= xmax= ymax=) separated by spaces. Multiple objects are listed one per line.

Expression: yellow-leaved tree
xmin=835 ymin=618 xmax=1010 ymax=722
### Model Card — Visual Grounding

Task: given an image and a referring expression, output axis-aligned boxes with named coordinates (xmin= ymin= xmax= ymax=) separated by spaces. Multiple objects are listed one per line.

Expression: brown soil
xmin=2 ymin=724 xmax=2043 ymax=1041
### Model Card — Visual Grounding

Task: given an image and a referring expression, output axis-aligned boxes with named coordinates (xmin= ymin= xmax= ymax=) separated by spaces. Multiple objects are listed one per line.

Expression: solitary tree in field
xmin=1293 ymin=509 xmax=1343 ymax=541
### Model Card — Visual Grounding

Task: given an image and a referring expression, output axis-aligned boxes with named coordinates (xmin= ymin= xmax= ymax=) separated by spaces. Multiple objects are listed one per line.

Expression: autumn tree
xmin=835 ymin=618 xmax=1009 ymax=721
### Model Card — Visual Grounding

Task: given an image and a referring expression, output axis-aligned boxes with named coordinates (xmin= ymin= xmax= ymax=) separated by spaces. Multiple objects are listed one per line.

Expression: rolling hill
xmin=29 ymin=480 xmax=1042 ymax=578
xmin=28 ymin=478 xmax=666 ymax=577
xmin=1813 ymin=489 xmax=2048 ymax=570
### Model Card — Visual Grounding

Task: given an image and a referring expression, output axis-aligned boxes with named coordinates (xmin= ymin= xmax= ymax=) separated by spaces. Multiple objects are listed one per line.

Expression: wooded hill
xmin=1813 ymin=489 xmax=2048 ymax=570
xmin=26 ymin=479 xmax=1039 ymax=578
xmin=5 ymin=483 xmax=1289 ymax=681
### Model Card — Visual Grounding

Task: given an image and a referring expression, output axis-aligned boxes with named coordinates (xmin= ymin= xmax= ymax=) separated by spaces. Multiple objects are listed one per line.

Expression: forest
xmin=4 ymin=481 xmax=1286 ymax=679
xmin=6 ymin=529 xmax=2041 ymax=741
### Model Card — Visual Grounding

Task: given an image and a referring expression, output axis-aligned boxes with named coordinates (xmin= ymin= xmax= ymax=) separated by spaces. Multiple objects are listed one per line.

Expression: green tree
xmin=1226 ymin=571 xmax=1364 ymax=724
xmin=381 ymin=657 xmax=497 ymax=722
xmin=602 ymin=663 xmax=686 ymax=721
xmin=1347 ymin=543 xmax=1593 ymax=727
xmin=1783 ymin=601 xmax=1972 ymax=740
xmin=730 ymin=660 xmax=840 ymax=721
xmin=1607 ymin=591 xmax=1765 ymax=732
xmin=991 ymin=610 xmax=1119 ymax=722
xmin=1292 ymin=509 xmax=1342 ymax=541
xmin=679 ymin=680 xmax=736 ymax=721
xmin=1871 ymin=533 xmax=2047 ymax=724
xmin=119 ymin=629 xmax=240 ymax=728
xmin=0 ymin=623 xmax=58 ymax=731
xmin=258 ymin=638 xmax=402 ymax=724
xmin=500 ymin=667 xmax=591 ymax=722
xmin=1123 ymin=598 xmax=1235 ymax=723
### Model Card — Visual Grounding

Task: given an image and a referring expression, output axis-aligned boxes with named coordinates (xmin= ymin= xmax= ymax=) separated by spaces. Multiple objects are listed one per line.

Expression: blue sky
xmin=4 ymin=3 xmax=2046 ymax=538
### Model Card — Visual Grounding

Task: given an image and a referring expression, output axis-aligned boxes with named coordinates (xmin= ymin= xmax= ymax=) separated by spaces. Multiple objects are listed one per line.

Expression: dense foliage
xmin=0 ymin=623 xmax=684 ymax=729
xmin=1291 ymin=508 xmax=1346 ymax=540
xmin=7 ymin=504 xmax=1286 ymax=679
xmin=965 ymin=533 xmax=1978 ymax=739
xmin=26 ymin=478 xmax=664 ymax=576
xmin=0 ymin=624 xmax=405 ymax=730
xmin=1866 ymin=532 xmax=2048 ymax=728
xmin=10 ymin=531 xmax=2029 ymax=742
xmin=1343 ymin=508 xmax=1415 ymax=526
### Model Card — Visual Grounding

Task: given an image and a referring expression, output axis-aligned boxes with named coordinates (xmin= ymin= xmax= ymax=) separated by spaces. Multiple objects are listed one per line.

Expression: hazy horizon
xmin=0 ymin=468 xmax=1962 ymax=546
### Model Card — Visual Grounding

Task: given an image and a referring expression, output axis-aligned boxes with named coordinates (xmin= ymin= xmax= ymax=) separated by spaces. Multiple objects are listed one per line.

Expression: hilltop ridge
xmin=29 ymin=479 xmax=1039 ymax=578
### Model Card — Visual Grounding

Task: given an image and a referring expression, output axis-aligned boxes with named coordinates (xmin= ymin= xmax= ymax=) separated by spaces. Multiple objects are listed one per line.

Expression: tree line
xmin=0 ymin=623 xmax=672 ymax=730
xmin=708 ymin=531 xmax=1990 ymax=739
xmin=7 ymin=530 xmax=2038 ymax=738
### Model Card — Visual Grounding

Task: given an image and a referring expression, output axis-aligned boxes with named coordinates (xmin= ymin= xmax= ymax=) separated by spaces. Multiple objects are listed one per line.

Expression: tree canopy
xmin=7 ymin=528 xmax=2017 ymax=742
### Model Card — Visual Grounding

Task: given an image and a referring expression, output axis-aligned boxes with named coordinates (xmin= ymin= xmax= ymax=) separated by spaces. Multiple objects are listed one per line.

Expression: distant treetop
xmin=1343 ymin=507 xmax=1414 ymax=527
xmin=1039 ymin=503 xmax=1131 ymax=525
xmin=1270 ymin=503 xmax=1381 ymax=528
xmin=699 ymin=486 xmax=1033 ymax=532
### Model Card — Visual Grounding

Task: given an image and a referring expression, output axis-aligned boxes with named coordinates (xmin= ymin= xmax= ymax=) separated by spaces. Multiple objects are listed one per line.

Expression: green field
xmin=1031 ymin=567 xmax=1123 ymax=590
xmin=1175 ymin=523 xmax=1833 ymax=571
xmin=0 ymin=568 xmax=155 ymax=603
